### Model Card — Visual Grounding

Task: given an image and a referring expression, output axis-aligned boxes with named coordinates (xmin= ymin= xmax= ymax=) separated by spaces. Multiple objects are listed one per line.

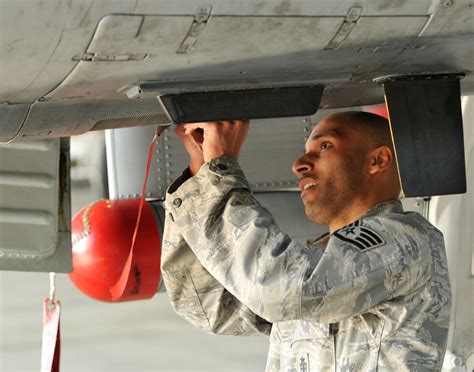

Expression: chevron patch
xmin=334 ymin=220 xmax=385 ymax=251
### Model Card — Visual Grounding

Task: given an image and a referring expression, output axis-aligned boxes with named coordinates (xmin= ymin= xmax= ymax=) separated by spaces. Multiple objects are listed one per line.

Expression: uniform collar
xmin=360 ymin=199 xmax=403 ymax=218
xmin=308 ymin=232 xmax=331 ymax=247
xmin=307 ymin=199 xmax=403 ymax=247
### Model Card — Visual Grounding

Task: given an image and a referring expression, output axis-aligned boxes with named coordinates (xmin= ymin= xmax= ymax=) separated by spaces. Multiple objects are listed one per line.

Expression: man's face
xmin=292 ymin=116 xmax=367 ymax=225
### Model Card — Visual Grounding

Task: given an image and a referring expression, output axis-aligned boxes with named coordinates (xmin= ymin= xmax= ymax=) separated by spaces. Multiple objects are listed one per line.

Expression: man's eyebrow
xmin=309 ymin=129 xmax=341 ymax=141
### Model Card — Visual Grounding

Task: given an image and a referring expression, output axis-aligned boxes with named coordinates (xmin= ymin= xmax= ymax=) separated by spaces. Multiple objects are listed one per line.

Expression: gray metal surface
xmin=105 ymin=126 xmax=168 ymax=200
xmin=1 ymin=0 xmax=473 ymax=141
xmin=0 ymin=103 xmax=31 ymax=143
xmin=0 ymin=139 xmax=71 ymax=273
xmin=49 ymin=12 xmax=431 ymax=99
xmin=11 ymin=97 xmax=170 ymax=142
xmin=106 ymin=116 xmax=314 ymax=200
xmin=0 ymin=0 xmax=140 ymax=103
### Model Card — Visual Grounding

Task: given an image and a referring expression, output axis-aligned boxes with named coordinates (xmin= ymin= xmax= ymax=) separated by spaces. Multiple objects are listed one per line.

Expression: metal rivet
xmin=173 ymin=198 xmax=182 ymax=208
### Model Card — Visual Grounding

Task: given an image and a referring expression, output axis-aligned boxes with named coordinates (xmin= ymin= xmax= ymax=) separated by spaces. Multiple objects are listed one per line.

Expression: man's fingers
xmin=175 ymin=126 xmax=202 ymax=149
xmin=176 ymin=125 xmax=203 ymax=140
xmin=177 ymin=120 xmax=250 ymax=162
xmin=181 ymin=122 xmax=218 ymax=131
xmin=179 ymin=121 xmax=249 ymax=136
xmin=175 ymin=125 xmax=188 ymax=138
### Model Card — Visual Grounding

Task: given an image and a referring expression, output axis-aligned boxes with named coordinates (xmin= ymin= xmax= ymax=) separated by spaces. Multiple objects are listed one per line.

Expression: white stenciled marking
xmin=71 ymin=204 xmax=93 ymax=246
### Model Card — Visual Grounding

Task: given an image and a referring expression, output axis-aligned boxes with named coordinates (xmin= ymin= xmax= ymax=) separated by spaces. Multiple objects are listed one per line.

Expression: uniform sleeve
xmin=165 ymin=156 xmax=433 ymax=324
xmin=161 ymin=169 xmax=271 ymax=336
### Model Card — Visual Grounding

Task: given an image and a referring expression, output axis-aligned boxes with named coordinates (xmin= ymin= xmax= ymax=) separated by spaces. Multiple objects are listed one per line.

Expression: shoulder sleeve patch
xmin=333 ymin=220 xmax=385 ymax=252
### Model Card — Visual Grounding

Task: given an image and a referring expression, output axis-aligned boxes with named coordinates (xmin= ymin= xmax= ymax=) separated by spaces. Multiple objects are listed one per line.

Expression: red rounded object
xmin=69 ymin=199 xmax=161 ymax=302
xmin=363 ymin=104 xmax=389 ymax=119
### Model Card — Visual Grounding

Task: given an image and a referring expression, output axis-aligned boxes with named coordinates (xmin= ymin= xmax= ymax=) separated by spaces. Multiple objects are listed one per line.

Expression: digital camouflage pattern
xmin=161 ymin=156 xmax=451 ymax=371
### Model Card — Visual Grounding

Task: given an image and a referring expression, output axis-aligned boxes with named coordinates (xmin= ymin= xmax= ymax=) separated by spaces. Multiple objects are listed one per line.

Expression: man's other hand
xmin=175 ymin=125 xmax=205 ymax=176
xmin=176 ymin=120 xmax=250 ymax=175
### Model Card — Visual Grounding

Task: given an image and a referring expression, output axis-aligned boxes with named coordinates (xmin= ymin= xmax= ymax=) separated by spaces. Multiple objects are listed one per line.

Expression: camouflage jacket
xmin=161 ymin=156 xmax=451 ymax=371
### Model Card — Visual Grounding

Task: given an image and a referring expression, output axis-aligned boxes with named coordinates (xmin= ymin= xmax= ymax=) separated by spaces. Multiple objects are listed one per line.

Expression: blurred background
xmin=0 ymin=131 xmax=269 ymax=372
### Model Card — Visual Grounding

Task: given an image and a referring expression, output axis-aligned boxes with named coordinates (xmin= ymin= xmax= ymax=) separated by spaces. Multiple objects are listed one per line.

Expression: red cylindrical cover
xmin=69 ymin=199 xmax=161 ymax=302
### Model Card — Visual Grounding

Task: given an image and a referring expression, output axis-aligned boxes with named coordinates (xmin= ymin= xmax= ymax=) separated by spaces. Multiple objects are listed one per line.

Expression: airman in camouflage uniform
xmin=161 ymin=113 xmax=451 ymax=371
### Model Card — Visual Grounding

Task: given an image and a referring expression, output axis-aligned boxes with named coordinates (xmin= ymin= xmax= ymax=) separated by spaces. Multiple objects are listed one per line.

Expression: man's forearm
xmin=162 ymin=167 xmax=271 ymax=336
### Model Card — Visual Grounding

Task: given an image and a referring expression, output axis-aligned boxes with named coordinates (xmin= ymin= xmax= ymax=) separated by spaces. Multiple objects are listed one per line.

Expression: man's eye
xmin=321 ymin=142 xmax=332 ymax=150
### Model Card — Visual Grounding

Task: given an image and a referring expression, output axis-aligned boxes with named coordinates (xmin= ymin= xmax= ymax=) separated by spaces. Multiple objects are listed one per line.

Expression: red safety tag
xmin=110 ymin=125 xmax=168 ymax=301
xmin=41 ymin=299 xmax=61 ymax=372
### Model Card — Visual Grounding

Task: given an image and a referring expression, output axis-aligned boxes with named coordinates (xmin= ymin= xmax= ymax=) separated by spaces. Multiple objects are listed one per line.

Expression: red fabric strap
xmin=110 ymin=126 xmax=168 ymax=300
xmin=41 ymin=299 xmax=61 ymax=372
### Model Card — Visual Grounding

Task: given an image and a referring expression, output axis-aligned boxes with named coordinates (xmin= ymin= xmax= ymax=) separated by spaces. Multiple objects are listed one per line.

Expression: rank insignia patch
xmin=334 ymin=220 xmax=385 ymax=251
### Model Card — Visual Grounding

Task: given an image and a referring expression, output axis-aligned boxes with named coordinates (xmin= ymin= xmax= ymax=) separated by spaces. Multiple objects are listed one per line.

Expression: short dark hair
xmin=329 ymin=111 xmax=393 ymax=150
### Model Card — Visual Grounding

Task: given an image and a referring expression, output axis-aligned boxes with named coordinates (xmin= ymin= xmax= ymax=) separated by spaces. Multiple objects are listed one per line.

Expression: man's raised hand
xmin=175 ymin=125 xmax=205 ymax=176
xmin=176 ymin=120 xmax=250 ymax=175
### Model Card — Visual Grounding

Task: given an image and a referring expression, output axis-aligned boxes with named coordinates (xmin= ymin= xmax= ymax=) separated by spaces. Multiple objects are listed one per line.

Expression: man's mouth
xmin=299 ymin=177 xmax=317 ymax=193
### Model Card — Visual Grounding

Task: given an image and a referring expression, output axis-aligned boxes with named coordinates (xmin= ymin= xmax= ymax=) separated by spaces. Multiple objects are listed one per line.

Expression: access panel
xmin=0 ymin=139 xmax=72 ymax=272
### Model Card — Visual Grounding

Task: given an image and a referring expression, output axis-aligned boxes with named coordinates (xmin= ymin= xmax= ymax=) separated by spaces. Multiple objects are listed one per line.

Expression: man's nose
xmin=292 ymin=154 xmax=313 ymax=177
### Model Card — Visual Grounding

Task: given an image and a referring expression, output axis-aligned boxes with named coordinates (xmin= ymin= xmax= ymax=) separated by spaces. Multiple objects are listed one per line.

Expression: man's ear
xmin=368 ymin=146 xmax=394 ymax=175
